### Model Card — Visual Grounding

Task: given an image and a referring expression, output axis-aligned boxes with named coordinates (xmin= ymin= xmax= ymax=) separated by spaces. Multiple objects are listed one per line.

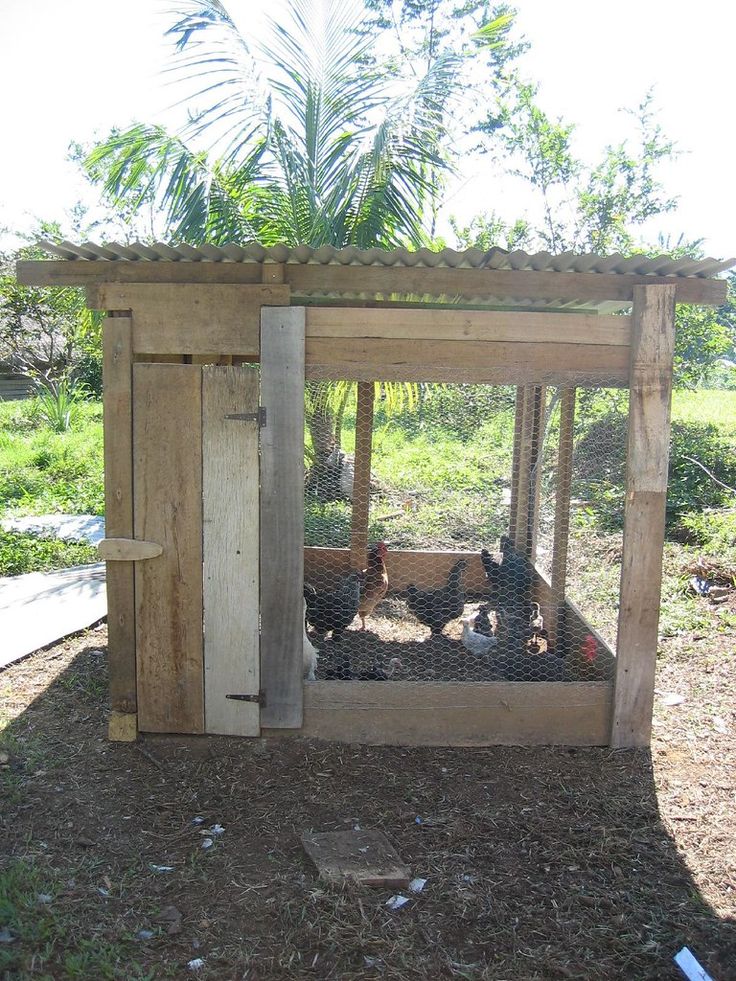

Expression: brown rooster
xmin=358 ymin=541 xmax=389 ymax=630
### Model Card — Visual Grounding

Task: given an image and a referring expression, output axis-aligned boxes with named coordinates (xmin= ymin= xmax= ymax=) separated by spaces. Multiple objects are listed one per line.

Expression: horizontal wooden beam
xmin=288 ymin=264 xmax=727 ymax=307
xmin=305 ymin=338 xmax=629 ymax=385
xmin=307 ymin=307 xmax=631 ymax=345
xmin=305 ymin=546 xmax=489 ymax=593
xmin=88 ymin=283 xmax=290 ymax=355
xmin=16 ymin=259 xmax=727 ymax=306
xmin=290 ymin=681 xmax=612 ymax=746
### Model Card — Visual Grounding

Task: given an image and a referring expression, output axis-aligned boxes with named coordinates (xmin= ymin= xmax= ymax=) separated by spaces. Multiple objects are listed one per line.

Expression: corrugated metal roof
xmin=36 ymin=240 xmax=736 ymax=279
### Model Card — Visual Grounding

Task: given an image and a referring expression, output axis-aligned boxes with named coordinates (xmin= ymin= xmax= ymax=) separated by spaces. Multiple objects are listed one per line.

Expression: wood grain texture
xmin=95 ymin=284 xmax=289 ymax=354
xmin=349 ymin=382 xmax=374 ymax=570
xmin=102 ymin=317 xmax=136 ymax=714
xmin=133 ymin=363 xmax=204 ymax=733
xmin=548 ymin=388 xmax=576 ymax=647
xmin=302 ymin=830 xmax=410 ymax=888
xmin=507 ymin=387 xmax=525 ymax=544
xmin=202 ymin=366 xmax=260 ymax=736
xmin=294 ymin=681 xmax=612 ymax=746
xmin=108 ymin=711 xmax=138 ymax=742
xmin=19 ymin=259 xmax=728 ymax=306
xmin=612 ymin=285 xmax=676 ymax=748
xmin=306 ymin=307 xmax=631 ymax=345
xmin=260 ymin=308 xmax=305 ymax=728
xmin=305 ymin=338 xmax=629 ymax=385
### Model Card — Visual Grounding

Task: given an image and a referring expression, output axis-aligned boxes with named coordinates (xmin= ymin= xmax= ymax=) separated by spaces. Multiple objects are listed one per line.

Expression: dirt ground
xmin=1 ymin=610 xmax=735 ymax=980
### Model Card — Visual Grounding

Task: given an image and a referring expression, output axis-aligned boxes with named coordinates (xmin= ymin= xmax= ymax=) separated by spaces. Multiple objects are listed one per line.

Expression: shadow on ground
xmin=1 ymin=627 xmax=734 ymax=980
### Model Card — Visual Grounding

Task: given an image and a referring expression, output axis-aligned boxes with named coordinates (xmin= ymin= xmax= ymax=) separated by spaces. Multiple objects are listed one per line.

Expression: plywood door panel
xmin=202 ymin=366 xmax=260 ymax=735
xmin=133 ymin=363 xmax=204 ymax=733
xmin=260 ymin=307 xmax=305 ymax=728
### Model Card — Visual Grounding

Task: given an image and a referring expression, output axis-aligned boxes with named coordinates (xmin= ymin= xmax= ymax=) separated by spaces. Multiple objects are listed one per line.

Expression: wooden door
xmin=132 ymin=362 xmax=261 ymax=735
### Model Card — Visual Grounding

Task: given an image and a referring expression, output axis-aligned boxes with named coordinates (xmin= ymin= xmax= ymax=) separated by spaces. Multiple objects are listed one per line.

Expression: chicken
xmin=357 ymin=657 xmax=403 ymax=680
xmin=304 ymin=570 xmax=365 ymax=640
xmin=323 ymin=654 xmax=354 ymax=679
xmin=358 ymin=541 xmax=389 ymax=629
xmin=481 ymin=536 xmax=531 ymax=616
xmin=302 ymin=598 xmax=319 ymax=681
xmin=473 ymin=602 xmax=494 ymax=637
xmin=406 ymin=559 xmax=467 ymax=635
xmin=461 ymin=617 xmax=499 ymax=656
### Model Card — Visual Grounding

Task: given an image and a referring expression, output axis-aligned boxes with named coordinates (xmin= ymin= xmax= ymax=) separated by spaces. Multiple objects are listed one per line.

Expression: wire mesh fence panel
xmin=302 ymin=376 xmax=624 ymax=685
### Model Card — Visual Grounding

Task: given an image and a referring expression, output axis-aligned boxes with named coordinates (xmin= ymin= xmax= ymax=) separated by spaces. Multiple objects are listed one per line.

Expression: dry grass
xmin=1 ymin=592 xmax=735 ymax=979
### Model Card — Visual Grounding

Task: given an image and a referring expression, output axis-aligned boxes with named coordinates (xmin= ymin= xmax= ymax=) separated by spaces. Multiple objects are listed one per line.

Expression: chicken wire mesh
xmin=302 ymin=379 xmax=626 ymax=685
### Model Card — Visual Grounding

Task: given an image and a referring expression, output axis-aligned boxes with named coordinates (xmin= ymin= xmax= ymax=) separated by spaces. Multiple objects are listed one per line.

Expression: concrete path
xmin=0 ymin=563 xmax=107 ymax=669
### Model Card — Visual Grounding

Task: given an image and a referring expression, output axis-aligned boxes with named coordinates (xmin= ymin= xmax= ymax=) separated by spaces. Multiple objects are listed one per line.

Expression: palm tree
xmin=85 ymin=0 xmax=513 ymax=486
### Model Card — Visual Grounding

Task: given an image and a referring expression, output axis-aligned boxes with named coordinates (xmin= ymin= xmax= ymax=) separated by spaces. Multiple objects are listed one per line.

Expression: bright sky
xmin=2 ymin=0 xmax=734 ymax=257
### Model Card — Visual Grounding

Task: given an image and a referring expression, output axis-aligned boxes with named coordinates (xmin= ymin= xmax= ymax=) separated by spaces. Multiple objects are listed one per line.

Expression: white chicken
xmin=303 ymin=599 xmax=319 ymax=681
xmin=461 ymin=616 xmax=499 ymax=657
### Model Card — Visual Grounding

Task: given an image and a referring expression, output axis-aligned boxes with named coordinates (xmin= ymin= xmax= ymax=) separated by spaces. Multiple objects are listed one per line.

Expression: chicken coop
xmin=18 ymin=243 xmax=732 ymax=748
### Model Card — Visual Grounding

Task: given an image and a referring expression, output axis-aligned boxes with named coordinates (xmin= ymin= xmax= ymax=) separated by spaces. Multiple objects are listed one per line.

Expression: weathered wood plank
xmin=507 ymin=387 xmax=525 ymax=544
xmin=102 ymin=317 xmax=136 ymax=717
xmin=133 ymin=363 xmax=204 ymax=733
xmin=260 ymin=308 xmax=305 ymax=728
xmin=548 ymin=388 xmax=576 ymax=646
xmin=612 ymin=284 xmax=676 ymax=748
xmin=306 ymin=338 xmax=628 ymax=380
xmin=304 ymin=546 xmax=489 ymax=593
xmin=202 ymin=366 xmax=260 ymax=736
xmin=19 ymin=259 xmax=728 ymax=306
xmin=307 ymin=307 xmax=631 ymax=345
xmin=92 ymin=284 xmax=290 ymax=354
xmin=302 ymin=830 xmax=410 ymax=888
xmin=349 ymin=382 xmax=374 ymax=570
xmin=292 ymin=681 xmax=612 ymax=746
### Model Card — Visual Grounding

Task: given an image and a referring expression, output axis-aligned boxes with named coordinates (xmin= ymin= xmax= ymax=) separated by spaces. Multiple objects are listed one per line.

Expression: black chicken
xmin=481 ymin=536 xmax=531 ymax=616
xmin=304 ymin=570 xmax=365 ymax=640
xmin=406 ymin=559 xmax=467 ymax=635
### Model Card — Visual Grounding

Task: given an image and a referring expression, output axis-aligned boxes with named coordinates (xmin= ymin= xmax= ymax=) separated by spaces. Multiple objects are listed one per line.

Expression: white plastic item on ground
xmin=673 ymin=946 xmax=714 ymax=981
xmin=1 ymin=514 xmax=105 ymax=545
xmin=385 ymin=895 xmax=410 ymax=910
xmin=0 ymin=563 xmax=107 ymax=669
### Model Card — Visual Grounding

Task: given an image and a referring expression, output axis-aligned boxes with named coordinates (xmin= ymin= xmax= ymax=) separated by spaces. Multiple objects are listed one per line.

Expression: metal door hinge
xmin=225 ymin=407 xmax=267 ymax=427
xmin=226 ymin=691 xmax=266 ymax=706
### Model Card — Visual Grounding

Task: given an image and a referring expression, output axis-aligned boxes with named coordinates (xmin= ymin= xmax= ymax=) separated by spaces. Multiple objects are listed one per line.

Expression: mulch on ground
xmin=1 ymin=614 xmax=734 ymax=980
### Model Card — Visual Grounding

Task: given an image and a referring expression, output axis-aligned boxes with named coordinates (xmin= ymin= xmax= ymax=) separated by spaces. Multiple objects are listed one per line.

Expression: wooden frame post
xmin=507 ymin=387 xmax=525 ymax=544
xmin=548 ymin=387 xmax=576 ymax=648
xmin=350 ymin=381 xmax=375 ymax=570
xmin=260 ymin=307 xmax=305 ymax=729
xmin=612 ymin=285 xmax=676 ymax=748
xmin=512 ymin=385 xmax=546 ymax=559
xmin=102 ymin=315 xmax=137 ymax=740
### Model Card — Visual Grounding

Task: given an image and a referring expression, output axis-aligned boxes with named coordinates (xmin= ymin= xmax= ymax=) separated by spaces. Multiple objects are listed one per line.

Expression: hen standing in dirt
xmin=358 ymin=541 xmax=389 ymax=630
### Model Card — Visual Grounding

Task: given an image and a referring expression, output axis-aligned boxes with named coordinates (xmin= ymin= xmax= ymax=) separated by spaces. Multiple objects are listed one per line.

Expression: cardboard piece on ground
xmin=301 ymin=830 xmax=410 ymax=888
xmin=0 ymin=563 xmax=106 ymax=668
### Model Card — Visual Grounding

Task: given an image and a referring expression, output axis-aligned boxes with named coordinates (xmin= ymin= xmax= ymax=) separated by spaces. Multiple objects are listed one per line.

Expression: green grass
xmin=0 ymin=398 xmax=103 ymax=574
xmin=671 ymin=388 xmax=736 ymax=432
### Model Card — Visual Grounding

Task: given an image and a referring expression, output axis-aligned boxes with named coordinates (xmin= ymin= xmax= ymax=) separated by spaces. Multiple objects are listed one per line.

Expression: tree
xmin=82 ymin=0 xmax=521 ymax=488
xmin=0 ymin=226 xmax=100 ymax=385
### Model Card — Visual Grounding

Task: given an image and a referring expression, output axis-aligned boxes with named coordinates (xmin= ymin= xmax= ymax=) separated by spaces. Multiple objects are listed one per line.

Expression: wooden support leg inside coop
xmin=510 ymin=385 xmax=546 ymax=561
xmin=612 ymin=284 xmax=676 ymax=748
xmin=548 ymin=387 xmax=576 ymax=651
xmin=350 ymin=382 xmax=375 ymax=570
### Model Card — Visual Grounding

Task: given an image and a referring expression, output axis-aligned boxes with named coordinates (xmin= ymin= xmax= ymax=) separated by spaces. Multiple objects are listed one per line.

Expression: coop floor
xmin=310 ymin=597 xmax=590 ymax=683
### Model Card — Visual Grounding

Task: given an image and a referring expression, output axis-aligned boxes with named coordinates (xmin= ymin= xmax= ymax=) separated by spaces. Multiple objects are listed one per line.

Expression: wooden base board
xmin=108 ymin=711 xmax=138 ymax=742
xmin=301 ymin=830 xmax=410 ymax=888
xmin=264 ymin=681 xmax=612 ymax=746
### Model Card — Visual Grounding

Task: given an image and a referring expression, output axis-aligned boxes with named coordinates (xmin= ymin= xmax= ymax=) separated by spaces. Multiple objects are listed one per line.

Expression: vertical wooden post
xmin=612 ymin=284 xmax=676 ymax=748
xmin=527 ymin=385 xmax=546 ymax=562
xmin=260 ymin=307 xmax=305 ymax=729
xmin=548 ymin=387 xmax=576 ymax=647
xmin=507 ymin=387 xmax=525 ymax=544
xmin=102 ymin=315 xmax=137 ymax=739
xmin=350 ymin=381 xmax=375 ymax=570
xmin=513 ymin=386 xmax=546 ymax=560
